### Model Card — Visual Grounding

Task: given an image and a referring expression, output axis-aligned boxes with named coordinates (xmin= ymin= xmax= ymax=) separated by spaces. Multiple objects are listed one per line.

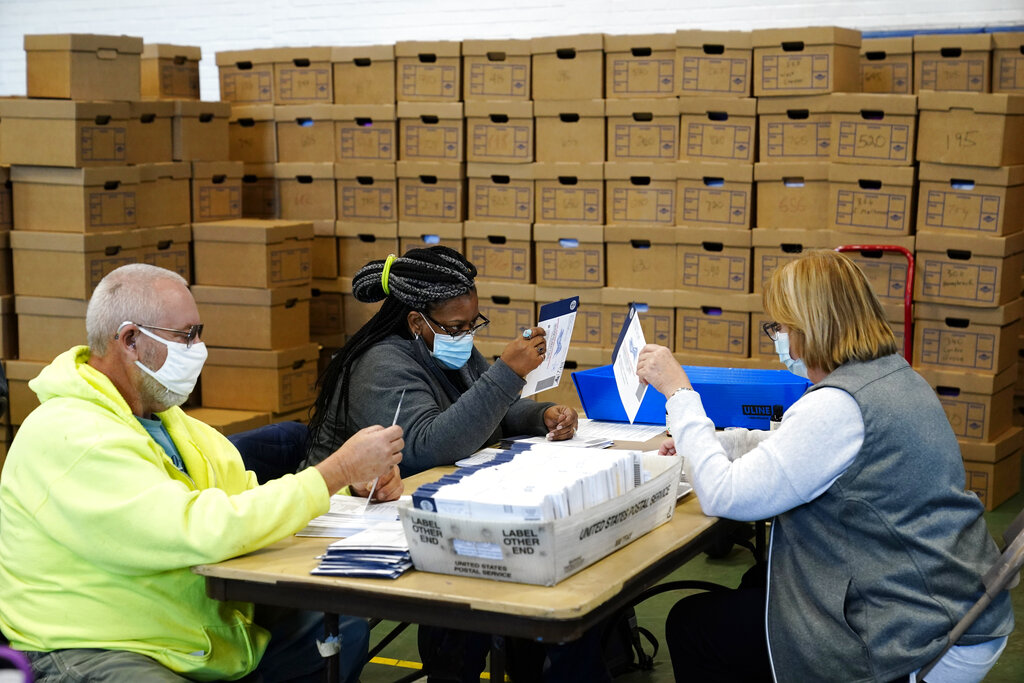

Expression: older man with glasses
xmin=0 ymin=263 xmax=405 ymax=683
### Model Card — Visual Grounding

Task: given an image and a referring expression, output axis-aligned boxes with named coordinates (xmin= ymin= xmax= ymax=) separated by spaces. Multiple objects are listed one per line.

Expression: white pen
xmin=363 ymin=389 xmax=405 ymax=513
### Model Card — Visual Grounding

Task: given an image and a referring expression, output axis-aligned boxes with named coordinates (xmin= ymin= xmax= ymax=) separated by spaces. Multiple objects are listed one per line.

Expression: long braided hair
xmin=308 ymin=246 xmax=477 ymax=445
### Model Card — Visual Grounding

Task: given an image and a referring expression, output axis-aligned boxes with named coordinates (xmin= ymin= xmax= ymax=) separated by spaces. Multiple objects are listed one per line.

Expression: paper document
xmin=611 ymin=304 xmax=648 ymax=423
xmin=296 ymin=495 xmax=410 ymax=538
xmin=575 ymin=418 xmax=667 ymax=443
xmin=522 ymin=296 xmax=579 ymax=398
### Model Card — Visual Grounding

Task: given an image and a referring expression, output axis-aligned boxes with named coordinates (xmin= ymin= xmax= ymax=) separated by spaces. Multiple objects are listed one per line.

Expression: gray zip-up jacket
xmin=767 ymin=354 xmax=1014 ymax=682
xmin=303 ymin=334 xmax=553 ymax=476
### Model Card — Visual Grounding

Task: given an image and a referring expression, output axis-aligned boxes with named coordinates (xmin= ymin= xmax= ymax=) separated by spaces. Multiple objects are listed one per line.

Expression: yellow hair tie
xmin=381 ymin=254 xmax=397 ymax=296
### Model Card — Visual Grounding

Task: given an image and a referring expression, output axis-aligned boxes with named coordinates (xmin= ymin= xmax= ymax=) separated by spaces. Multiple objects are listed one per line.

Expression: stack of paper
xmin=311 ymin=521 xmax=412 ymax=579
xmin=297 ymin=495 xmax=406 ymax=538
xmin=413 ymin=445 xmax=647 ymax=522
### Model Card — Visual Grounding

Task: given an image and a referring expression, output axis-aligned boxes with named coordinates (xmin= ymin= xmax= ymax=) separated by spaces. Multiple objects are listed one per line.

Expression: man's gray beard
xmin=137 ymin=366 xmax=189 ymax=412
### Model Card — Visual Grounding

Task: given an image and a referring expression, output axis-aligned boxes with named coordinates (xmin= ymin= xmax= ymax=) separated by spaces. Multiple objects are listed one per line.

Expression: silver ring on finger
xmin=522 ymin=328 xmax=533 ymax=339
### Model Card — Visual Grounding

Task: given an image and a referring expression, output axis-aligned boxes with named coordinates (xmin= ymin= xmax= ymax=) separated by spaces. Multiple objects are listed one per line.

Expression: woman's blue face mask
xmin=420 ymin=313 xmax=474 ymax=370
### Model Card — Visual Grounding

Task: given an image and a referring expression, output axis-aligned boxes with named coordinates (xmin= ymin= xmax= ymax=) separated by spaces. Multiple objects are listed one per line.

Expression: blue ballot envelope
xmin=572 ymin=364 xmax=812 ymax=429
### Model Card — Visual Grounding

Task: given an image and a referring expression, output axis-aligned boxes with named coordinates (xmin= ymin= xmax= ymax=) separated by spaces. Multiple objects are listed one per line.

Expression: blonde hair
xmin=763 ymin=250 xmax=897 ymax=374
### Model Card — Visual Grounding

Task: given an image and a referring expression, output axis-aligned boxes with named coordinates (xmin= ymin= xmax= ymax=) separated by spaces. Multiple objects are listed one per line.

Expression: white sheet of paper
xmin=612 ymin=306 xmax=648 ymax=423
xmin=522 ymin=297 xmax=578 ymax=398
xmin=575 ymin=418 xmax=667 ymax=442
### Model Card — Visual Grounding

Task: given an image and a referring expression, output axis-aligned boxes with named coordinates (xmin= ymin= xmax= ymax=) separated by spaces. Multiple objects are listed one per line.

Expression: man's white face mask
xmin=133 ymin=325 xmax=208 ymax=397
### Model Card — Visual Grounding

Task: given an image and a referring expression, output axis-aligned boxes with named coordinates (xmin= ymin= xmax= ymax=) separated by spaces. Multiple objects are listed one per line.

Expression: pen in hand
xmin=364 ymin=389 xmax=405 ymax=512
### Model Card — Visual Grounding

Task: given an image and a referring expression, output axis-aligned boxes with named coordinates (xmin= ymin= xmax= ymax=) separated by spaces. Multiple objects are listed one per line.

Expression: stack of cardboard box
xmin=0 ymin=34 xmax=218 ymax=452
xmin=673 ymin=30 xmax=757 ymax=367
xmin=911 ymin=90 xmax=1024 ymax=510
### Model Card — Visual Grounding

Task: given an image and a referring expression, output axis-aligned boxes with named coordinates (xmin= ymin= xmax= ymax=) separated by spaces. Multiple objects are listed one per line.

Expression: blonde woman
xmin=636 ymin=250 xmax=1013 ymax=683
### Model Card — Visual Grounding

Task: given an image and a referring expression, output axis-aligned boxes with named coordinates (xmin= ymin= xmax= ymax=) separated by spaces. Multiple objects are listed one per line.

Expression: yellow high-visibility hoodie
xmin=0 ymin=346 xmax=331 ymax=680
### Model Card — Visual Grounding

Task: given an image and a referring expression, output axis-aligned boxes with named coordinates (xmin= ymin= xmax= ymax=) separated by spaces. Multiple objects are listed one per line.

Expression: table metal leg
xmin=489 ymin=635 xmax=506 ymax=682
xmin=324 ymin=613 xmax=339 ymax=683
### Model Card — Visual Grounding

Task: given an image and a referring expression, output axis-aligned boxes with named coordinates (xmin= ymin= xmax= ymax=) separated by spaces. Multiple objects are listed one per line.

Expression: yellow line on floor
xmin=367 ymin=656 xmax=503 ymax=680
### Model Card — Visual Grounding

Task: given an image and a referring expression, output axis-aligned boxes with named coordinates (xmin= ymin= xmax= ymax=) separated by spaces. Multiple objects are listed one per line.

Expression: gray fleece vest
xmin=766 ymin=354 xmax=1013 ymax=683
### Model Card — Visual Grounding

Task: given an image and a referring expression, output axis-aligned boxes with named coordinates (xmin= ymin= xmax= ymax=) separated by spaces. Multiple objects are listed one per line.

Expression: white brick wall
xmin=0 ymin=0 xmax=1021 ymax=100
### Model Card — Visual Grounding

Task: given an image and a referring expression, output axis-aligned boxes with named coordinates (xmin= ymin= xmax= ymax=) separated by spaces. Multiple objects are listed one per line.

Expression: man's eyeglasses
xmin=762 ymin=321 xmax=783 ymax=341
xmin=120 ymin=321 xmax=205 ymax=348
xmin=423 ymin=313 xmax=490 ymax=341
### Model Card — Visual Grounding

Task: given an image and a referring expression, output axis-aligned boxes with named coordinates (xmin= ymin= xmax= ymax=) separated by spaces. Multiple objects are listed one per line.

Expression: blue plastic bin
xmin=571 ymin=364 xmax=812 ymax=429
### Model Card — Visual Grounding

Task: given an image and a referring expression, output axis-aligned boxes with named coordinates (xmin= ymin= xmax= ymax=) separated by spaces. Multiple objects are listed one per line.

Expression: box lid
xmin=917 ymin=364 xmax=1017 ymax=395
xmin=532 ymin=162 xmax=604 ymax=181
xmin=752 ymin=26 xmax=861 ymax=49
xmin=136 ymin=224 xmax=191 ymax=245
xmin=24 ymin=33 xmax=143 ymax=54
xmin=918 ymin=91 xmax=1024 ymax=116
xmin=398 ymin=220 xmax=464 ymax=240
xmin=173 ymin=100 xmax=231 ymax=117
xmin=396 ymin=102 xmax=463 ymax=119
xmin=243 ymin=163 xmax=276 ymax=178
xmin=605 ymin=98 xmax=679 ymax=117
xmin=183 ymin=407 xmax=270 ymax=435
xmin=333 ymin=103 xmax=397 ymax=121
xmin=603 ymin=225 xmax=675 ymax=244
xmin=9 ymin=229 xmax=141 ymax=252
xmin=531 ymin=34 xmax=604 ymax=54
xmin=602 ymin=287 xmax=675 ymax=308
xmin=861 ymin=36 xmax=914 ymax=55
xmin=533 ymin=99 xmax=605 ymax=117
xmin=128 ymin=100 xmax=176 ymax=117
xmin=192 ymin=218 xmax=313 ymax=244
xmin=913 ymin=33 xmax=993 ymax=52
xmin=828 ymin=163 xmax=916 ymax=185
xmin=992 ymin=32 xmax=1024 ymax=49
xmin=334 ymin=161 xmax=397 ymax=180
xmin=751 ymin=227 xmax=838 ymax=249
xmin=678 ymin=97 xmax=757 ymax=116
xmin=142 ymin=43 xmax=201 ymax=60
xmin=274 ymin=103 xmax=342 ymax=121
xmin=476 ymin=280 xmax=536 ymax=301
xmin=215 ymin=48 xmax=278 ymax=66
xmin=534 ymin=285 xmax=603 ymax=305
xmin=757 ymin=94 xmax=833 ymax=115
xmin=191 ymin=284 xmax=311 ymax=306
xmin=915 ymin=230 xmax=1024 ymax=257
xmin=603 ymin=33 xmax=675 ymax=52
xmin=754 ymin=161 xmax=830 ymax=182
xmin=335 ymin=220 xmax=398 ymax=238
xmin=464 ymin=100 xmax=533 ymax=118
xmin=676 ymin=225 xmax=753 ymax=247
xmin=462 ymin=39 xmax=531 ymax=57
xmin=0 ymin=98 xmax=130 ymax=120
xmin=5 ymin=359 xmax=47 ymax=381
xmin=676 ymin=161 xmax=752 ymax=183
xmin=311 ymin=277 xmax=348 ymax=295
xmin=205 ymin=341 xmax=319 ymax=368
xmin=603 ymin=162 xmax=677 ymax=182
xmin=463 ymin=220 xmax=532 ymax=241
xmin=331 ymin=44 xmax=394 ymax=63
xmin=191 ymin=160 xmax=243 ymax=178
xmin=829 ymin=232 xmax=914 ymax=250
xmin=0 ymin=166 xmax=8 ymax=183
xmin=394 ymin=41 xmax=462 ymax=58
xmin=274 ymin=162 xmax=334 ymax=180
xmin=272 ymin=47 xmax=333 ymax=62
xmin=958 ymin=425 xmax=1024 ymax=462
xmin=10 ymin=165 xmax=140 ymax=186
xmin=531 ymin=224 xmax=604 ymax=243
xmin=14 ymin=295 xmax=88 ymax=317
xmin=915 ymin=298 xmax=1024 ymax=326
xmin=674 ymin=290 xmax=761 ymax=310
xmin=396 ymin=161 xmax=466 ymax=180
xmin=675 ymin=29 xmax=752 ymax=50
xmin=829 ymin=93 xmax=918 ymax=115
xmin=466 ymin=163 xmax=534 ymax=181
xmin=228 ymin=105 xmax=275 ymax=123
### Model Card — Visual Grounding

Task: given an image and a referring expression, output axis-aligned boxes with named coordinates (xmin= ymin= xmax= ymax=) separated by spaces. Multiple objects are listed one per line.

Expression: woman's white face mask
xmin=774 ymin=331 xmax=808 ymax=379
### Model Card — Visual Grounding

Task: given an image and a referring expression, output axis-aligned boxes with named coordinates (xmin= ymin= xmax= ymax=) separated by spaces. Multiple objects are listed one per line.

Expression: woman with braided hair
xmin=302 ymin=245 xmax=579 ymax=477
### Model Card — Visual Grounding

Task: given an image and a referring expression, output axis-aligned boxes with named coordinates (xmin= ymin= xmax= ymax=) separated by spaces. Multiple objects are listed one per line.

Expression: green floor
xmin=361 ymin=482 xmax=1024 ymax=682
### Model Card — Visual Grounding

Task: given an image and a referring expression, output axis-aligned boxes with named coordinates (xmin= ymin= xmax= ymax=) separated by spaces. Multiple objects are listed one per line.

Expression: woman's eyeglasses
xmin=423 ymin=313 xmax=490 ymax=341
xmin=762 ymin=321 xmax=782 ymax=341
